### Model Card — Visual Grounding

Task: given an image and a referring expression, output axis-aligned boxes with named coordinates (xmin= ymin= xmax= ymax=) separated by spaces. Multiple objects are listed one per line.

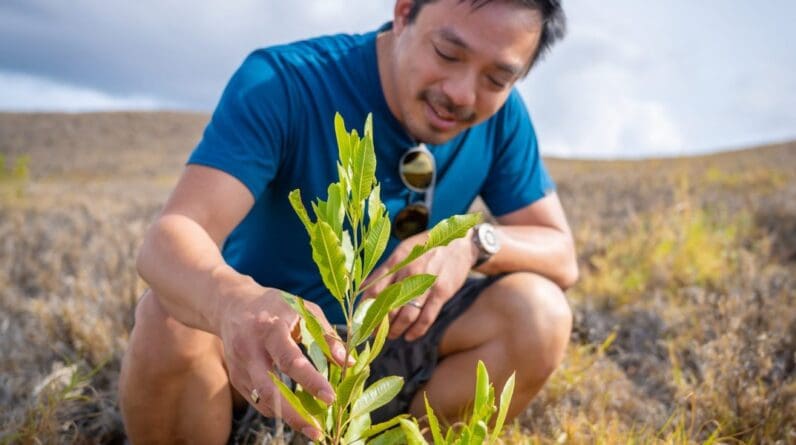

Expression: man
xmin=119 ymin=0 xmax=577 ymax=443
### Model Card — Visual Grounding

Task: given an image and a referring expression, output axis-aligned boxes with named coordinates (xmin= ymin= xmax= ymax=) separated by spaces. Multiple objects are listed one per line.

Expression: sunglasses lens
xmin=393 ymin=203 xmax=429 ymax=240
xmin=400 ymin=150 xmax=434 ymax=190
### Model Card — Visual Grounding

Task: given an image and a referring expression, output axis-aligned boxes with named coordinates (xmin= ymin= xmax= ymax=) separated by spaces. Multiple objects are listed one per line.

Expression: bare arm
xmin=135 ymin=164 xmax=344 ymax=439
xmin=136 ymin=164 xmax=255 ymax=334
xmin=474 ymin=192 xmax=578 ymax=289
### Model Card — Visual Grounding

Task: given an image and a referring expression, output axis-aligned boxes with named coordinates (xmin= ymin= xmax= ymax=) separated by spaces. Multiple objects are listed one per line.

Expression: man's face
xmin=387 ymin=0 xmax=542 ymax=144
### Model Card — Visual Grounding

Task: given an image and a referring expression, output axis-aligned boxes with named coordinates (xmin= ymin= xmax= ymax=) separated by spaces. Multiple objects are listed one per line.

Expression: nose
xmin=441 ymin=71 xmax=477 ymax=110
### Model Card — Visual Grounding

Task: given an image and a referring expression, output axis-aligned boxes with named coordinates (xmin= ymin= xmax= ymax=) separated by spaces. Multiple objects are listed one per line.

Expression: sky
xmin=1 ymin=0 xmax=794 ymax=159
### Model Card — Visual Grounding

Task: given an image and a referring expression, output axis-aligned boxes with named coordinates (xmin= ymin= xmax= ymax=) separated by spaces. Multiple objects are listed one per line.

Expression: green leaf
xmin=300 ymin=320 xmax=328 ymax=378
xmin=310 ymin=220 xmax=349 ymax=302
xmin=337 ymin=368 xmax=370 ymax=417
xmin=369 ymin=316 xmax=390 ymax=364
xmin=295 ymin=388 xmax=327 ymax=419
xmin=387 ymin=244 xmax=425 ymax=275
xmin=295 ymin=299 xmax=333 ymax=361
xmin=335 ymin=112 xmax=351 ymax=168
xmin=326 ymin=182 xmax=345 ymax=236
xmin=361 ymin=414 xmax=408 ymax=440
xmin=367 ymin=426 xmax=405 ymax=445
xmin=352 ymin=298 xmax=375 ymax=333
xmin=445 ymin=426 xmax=455 ymax=444
xmin=354 ymin=254 xmax=364 ymax=293
xmin=364 ymin=112 xmax=374 ymax=138
xmin=355 ymin=281 xmax=403 ymax=346
xmin=352 ymin=376 xmax=404 ymax=418
xmin=342 ymin=230 xmax=355 ymax=273
xmin=344 ymin=413 xmax=372 ymax=444
xmin=388 ymin=213 xmax=481 ymax=275
xmin=367 ymin=183 xmax=383 ymax=225
xmin=312 ymin=200 xmax=327 ymax=225
xmin=458 ymin=426 xmax=471 ymax=445
xmin=350 ymin=128 xmax=376 ymax=217
xmin=474 ymin=361 xmax=489 ymax=417
xmin=389 ymin=274 xmax=437 ymax=312
xmin=337 ymin=162 xmax=350 ymax=195
xmin=427 ymin=213 xmax=482 ymax=250
xmin=399 ymin=419 xmax=429 ymax=445
xmin=288 ymin=189 xmax=314 ymax=236
xmin=353 ymin=343 xmax=371 ymax=375
xmin=471 ymin=421 xmax=488 ymax=445
xmin=424 ymin=393 xmax=445 ymax=445
xmin=267 ymin=372 xmax=320 ymax=429
xmin=329 ymin=362 xmax=342 ymax=387
xmin=363 ymin=211 xmax=391 ymax=279
xmin=489 ymin=372 xmax=515 ymax=444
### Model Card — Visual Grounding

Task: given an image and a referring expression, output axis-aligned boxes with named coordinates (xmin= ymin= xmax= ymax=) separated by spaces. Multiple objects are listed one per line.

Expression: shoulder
xmin=484 ymin=88 xmax=537 ymax=150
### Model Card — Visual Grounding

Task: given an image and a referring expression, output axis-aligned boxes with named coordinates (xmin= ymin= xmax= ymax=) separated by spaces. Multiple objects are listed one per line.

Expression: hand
xmin=362 ymin=229 xmax=477 ymax=342
xmin=218 ymin=285 xmax=349 ymax=441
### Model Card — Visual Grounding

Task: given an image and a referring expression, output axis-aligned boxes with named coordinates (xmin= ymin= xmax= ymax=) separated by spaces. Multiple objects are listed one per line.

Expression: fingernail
xmin=333 ymin=344 xmax=347 ymax=361
xmin=319 ymin=389 xmax=335 ymax=404
xmin=302 ymin=427 xmax=322 ymax=441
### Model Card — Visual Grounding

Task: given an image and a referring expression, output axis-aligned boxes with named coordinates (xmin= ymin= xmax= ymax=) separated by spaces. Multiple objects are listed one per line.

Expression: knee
xmin=123 ymin=290 xmax=220 ymax=380
xmin=493 ymin=273 xmax=572 ymax=380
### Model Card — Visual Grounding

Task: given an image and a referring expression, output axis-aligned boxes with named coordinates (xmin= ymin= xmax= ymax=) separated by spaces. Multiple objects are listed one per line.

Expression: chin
xmin=405 ymin=117 xmax=461 ymax=145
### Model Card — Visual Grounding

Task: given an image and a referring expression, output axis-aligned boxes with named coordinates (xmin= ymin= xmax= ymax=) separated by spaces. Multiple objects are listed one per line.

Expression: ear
xmin=392 ymin=0 xmax=415 ymax=35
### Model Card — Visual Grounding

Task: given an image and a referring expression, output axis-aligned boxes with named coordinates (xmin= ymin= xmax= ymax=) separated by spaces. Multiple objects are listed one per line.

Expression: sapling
xmin=275 ymin=113 xmax=513 ymax=444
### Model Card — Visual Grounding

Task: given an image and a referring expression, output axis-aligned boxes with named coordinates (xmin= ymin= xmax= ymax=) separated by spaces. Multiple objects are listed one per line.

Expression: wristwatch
xmin=472 ymin=223 xmax=501 ymax=268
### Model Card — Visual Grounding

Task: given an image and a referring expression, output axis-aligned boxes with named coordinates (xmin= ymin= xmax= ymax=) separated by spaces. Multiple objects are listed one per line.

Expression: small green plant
xmin=0 ymin=154 xmax=30 ymax=200
xmin=396 ymin=360 xmax=516 ymax=445
xmin=273 ymin=113 xmax=515 ymax=444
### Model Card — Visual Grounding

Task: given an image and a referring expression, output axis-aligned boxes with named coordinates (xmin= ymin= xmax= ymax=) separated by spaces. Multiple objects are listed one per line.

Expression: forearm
xmin=136 ymin=213 xmax=258 ymax=335
xmin=476 ymin=224 xmax=578 ymax=289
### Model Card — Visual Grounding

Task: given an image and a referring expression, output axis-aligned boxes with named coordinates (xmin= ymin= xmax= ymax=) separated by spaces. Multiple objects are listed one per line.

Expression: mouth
xmin=424 ymin=100 xmax=458 ymax=132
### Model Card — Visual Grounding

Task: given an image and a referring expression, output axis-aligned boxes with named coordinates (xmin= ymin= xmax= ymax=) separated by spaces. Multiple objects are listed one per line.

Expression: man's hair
xmin=406 ymin=0 xmax=567 ymax=71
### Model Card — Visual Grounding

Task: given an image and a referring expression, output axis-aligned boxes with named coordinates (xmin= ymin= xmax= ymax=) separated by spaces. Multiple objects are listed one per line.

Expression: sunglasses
xmin=393 ymin=144 xmax=436 ymax=240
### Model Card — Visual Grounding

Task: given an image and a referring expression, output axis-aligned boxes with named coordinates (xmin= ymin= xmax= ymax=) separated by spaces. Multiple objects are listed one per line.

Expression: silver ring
xmin=250 ymin=388 xmax=261 ymax=404
xmin=407 ymin=300 xmax=423 ymax=309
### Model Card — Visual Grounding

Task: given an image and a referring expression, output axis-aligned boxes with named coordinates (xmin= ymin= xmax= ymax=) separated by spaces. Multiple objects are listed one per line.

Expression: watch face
xmin=478 ymin=224 xmax=501 ymax=255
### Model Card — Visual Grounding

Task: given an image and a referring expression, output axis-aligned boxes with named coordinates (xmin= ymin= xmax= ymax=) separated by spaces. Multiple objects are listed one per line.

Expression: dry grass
xmin=1 ymin=112 xmax=794 ymax=444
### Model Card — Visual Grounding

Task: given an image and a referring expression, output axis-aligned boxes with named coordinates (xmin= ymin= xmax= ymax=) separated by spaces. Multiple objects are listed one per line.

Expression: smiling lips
xmin=425 ymin=99 xmax=459 ymax=131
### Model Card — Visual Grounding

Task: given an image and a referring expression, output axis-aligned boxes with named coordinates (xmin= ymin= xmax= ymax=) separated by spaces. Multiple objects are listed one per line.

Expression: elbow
xmin=557 ymin=239 xmax=579 ymax=291
xmin=558 ymin=259 xmax=579 ymax=291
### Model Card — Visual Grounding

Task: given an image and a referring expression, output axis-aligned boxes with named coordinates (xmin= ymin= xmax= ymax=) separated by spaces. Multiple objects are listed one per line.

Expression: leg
xmin=409 ymin=272 xmax=572 ymax=423
xmin=119 ymin=290 xmax=240 ymax=444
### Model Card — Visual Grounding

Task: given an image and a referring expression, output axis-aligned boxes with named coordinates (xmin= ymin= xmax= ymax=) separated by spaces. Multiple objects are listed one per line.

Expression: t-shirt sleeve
xmin=188 ymin=51 xmax=289 ymax=199
xmin=480 ymin=89 xmax=555 ymax=217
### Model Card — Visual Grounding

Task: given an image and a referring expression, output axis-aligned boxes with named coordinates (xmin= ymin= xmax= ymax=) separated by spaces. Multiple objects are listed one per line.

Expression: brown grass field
xmin=1 ymin=112 xmax=794 ymax=444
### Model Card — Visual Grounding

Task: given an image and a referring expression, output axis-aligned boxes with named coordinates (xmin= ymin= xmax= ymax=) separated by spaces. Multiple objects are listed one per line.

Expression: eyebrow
xmin=437 ymin=27 xmax=523 ymax=77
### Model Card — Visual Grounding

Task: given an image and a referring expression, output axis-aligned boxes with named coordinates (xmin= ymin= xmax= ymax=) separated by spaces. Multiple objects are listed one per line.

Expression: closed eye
xmin=487 ymin=76 xmax=507 ymax=89
xmin=433 ymin=45 xmax=457 ymax=62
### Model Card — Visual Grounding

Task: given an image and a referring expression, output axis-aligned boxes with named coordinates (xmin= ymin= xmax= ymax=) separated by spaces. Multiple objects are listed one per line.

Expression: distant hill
xmin=2 ymin=111 xmax=793 ymax=181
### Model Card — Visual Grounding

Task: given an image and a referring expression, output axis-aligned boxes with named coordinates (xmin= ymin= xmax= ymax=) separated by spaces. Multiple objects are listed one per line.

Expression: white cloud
xmin=1 ymin=0 xmax=794 ymax=158
xmin=0 ymin=70 xmax=169 ymax=112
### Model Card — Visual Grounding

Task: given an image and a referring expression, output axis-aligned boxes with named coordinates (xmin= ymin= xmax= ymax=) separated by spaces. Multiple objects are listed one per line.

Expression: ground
xmin=1 ymin=112 xmax=794 ymax=444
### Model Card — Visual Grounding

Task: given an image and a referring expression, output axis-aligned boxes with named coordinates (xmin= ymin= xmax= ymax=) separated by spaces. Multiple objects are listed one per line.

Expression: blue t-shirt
xmin=188 ymin=25 xmax=555 ymax=323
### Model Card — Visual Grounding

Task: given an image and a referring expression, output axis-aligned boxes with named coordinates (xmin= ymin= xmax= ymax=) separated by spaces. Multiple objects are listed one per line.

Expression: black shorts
xmin=230 ymin=274 xmax=503 ymax=437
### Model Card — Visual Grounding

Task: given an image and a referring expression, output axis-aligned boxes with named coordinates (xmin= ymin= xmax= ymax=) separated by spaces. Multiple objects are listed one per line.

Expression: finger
xmin=404 ymin=296 xmax=444 ymax=342
xmin=245 ymin=354 xmax=324 ymax=440
xmin=304 ymin=302 xmax=354 ymax=366
xmin=265 ymin=379 xmax=323 ymax=441
xmin=263 ymin=321 xmax=336 ymax=405
xmin=388 ymin=305 xmax=422 ymax=339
